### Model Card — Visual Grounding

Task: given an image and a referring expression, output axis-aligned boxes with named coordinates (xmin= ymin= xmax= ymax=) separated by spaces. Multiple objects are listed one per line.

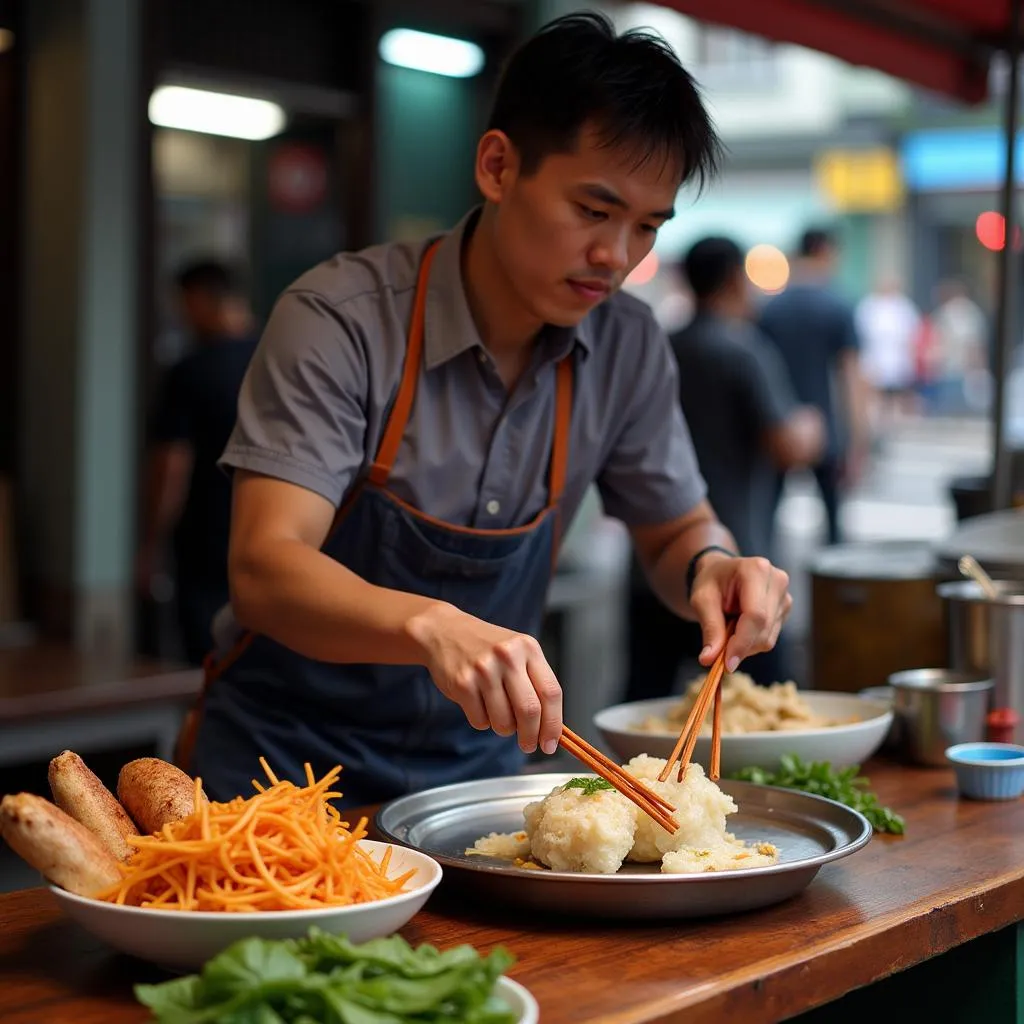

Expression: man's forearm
xmin=842 ymin=352 xmax=871 ymax=449
xmin=229 ymin=539 xmax=445 ymax=665
xmin=140 ymin=445 xmax=191 ymax=549
xmin=643 ymin=519 xmax=738 ymax=620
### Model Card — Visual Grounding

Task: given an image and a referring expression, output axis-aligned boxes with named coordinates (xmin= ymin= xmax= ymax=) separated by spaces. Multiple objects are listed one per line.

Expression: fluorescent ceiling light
xmin=148 ymin=85 xmax=286 ymax=141
xmin=378 ymin=28 xmax=484 ymax=78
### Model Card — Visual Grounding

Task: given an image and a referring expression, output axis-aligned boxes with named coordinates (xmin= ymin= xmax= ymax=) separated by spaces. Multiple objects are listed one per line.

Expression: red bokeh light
xmin=975 ymin=211 xmax=1023 ymax=251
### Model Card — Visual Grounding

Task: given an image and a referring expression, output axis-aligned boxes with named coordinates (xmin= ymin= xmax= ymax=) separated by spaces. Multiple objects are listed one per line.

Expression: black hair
xmin=798 ymin=227 xmax=835 ymax=258
xmin=487 ymin=11 xmax=722 ymax=190
xmin=683 ymin=236 xmax=745 ymax=300
xmin=174 ymin=258 xmax=243 ymax=298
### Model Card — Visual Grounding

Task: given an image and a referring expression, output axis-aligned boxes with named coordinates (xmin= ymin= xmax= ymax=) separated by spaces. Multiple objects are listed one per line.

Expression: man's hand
xmin=406 ymin=603 xmax=563 ymax=756
xmin=688 ymin=554 xmax=792 ymax=672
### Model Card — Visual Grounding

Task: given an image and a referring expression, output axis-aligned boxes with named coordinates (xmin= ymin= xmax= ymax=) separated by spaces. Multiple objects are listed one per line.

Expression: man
xmin=759 ymin=227 xmax=869 ymax=545
xmin=137 ymin=260 xmax=259 ymax=665
xmin=855 ymin=277 xmax=921 ymax=426
xmin=626 ymin=237 xmax=823 ymax=699
xmin=181 ymin=13 xmax=793 ymax=807
xmin=928 ymin=278 xmax=989 ymax=415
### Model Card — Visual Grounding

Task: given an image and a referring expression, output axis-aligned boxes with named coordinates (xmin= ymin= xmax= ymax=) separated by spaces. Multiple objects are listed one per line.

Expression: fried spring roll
xmin=48 ymin=750 xmax=138 ymax=862
xmin=0 ymin=792 xmax=122 ymax=897
xmin=117 ymin=757 xmax=201 ymax=835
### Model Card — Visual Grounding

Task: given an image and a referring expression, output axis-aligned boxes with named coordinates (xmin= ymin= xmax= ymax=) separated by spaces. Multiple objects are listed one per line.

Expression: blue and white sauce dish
xmin=945 ymin=742 xmax=1024 ymax=801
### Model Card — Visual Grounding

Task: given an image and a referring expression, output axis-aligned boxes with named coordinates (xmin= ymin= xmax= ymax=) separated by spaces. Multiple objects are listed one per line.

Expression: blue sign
xmin=901 ymin=127 xmax=1023 ymax=191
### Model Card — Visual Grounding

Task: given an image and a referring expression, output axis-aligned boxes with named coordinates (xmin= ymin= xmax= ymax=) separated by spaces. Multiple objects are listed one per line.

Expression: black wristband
xmin=685 ymin=545 xmax=737 ymax=598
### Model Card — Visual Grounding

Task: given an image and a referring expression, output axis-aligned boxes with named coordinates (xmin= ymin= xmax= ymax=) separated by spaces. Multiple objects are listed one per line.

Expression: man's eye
xmin=640 ymin=223 xmax=658 ymax=235
xmin=576 ymin=203 xmax=606 ymax=221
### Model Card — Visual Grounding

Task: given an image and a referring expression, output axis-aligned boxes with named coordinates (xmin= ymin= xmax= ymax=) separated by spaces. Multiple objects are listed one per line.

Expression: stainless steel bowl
xmin=888 ymin=668 xmax=994 ymax=767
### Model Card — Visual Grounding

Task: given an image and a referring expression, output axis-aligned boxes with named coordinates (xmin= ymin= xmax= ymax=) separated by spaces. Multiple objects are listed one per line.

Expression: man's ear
xmin=475 ymin=129 xmax=520 ymax=203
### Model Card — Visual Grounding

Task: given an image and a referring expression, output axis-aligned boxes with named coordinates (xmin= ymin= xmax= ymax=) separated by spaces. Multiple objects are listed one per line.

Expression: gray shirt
xmin=221 ymin=209 xmax=706 ymax=535
xmin=670 ymin=312 xmax=797 ymax=559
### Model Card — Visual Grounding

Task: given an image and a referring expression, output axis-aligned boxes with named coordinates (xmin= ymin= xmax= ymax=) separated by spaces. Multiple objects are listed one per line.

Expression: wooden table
xmin=0 ymin=760 xmax=1021 ymax=1023
xmin=0 ymin=645 xmax=199 ymax=766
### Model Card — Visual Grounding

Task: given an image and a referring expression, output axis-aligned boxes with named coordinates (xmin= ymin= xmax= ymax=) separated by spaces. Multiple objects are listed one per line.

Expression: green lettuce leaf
xmin=135 ymin=929 xmax=518 ymax=1024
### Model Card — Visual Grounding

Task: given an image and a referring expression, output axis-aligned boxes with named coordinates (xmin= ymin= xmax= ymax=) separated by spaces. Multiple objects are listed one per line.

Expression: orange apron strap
xmin=173 ymin=634 xmax=255 ymax=769
xmin=367 ymin=239 xmax=442 ymax=487
xmin=548 ymin=356 xmax=574 ymax=505
xmin=178 ymin=240 xmax=442 ymax=769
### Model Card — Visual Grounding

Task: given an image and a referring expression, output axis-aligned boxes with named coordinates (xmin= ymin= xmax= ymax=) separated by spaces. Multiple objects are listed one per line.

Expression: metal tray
xmin=375 ymin=773 xmax=871 ymax=919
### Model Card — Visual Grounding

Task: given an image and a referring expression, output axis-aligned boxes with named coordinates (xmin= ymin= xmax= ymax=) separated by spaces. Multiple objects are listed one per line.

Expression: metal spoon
xmin=958 ymin=554 xmax=1000 ymax=600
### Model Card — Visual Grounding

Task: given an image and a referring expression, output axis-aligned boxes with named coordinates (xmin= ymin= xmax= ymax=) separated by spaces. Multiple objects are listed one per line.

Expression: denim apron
xmin=177 ymin=240 xmax=575 ymax=808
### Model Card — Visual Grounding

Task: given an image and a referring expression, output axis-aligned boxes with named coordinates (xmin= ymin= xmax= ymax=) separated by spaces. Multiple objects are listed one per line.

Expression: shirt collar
xmin=423 ymin=207 xmax=593 ymax=371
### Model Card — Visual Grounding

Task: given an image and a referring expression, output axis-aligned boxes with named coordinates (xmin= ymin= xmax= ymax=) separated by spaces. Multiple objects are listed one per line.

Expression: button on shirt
xmin=220 ymin=209 xmax=707 ymax=534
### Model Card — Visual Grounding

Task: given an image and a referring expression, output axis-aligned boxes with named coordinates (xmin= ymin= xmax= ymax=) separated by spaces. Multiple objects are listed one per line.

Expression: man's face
xmin=178 ymin=287 xmax=221 ymax=337
xmin=478 ymin=125 xmax=680 ymax=327
xmin=815 ymin=243 xmax=837 ymax=274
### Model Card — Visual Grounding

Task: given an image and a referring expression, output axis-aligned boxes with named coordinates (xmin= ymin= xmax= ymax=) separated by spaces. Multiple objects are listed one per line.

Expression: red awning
xmin=666 ymin=0 xmax=1019 ymax=104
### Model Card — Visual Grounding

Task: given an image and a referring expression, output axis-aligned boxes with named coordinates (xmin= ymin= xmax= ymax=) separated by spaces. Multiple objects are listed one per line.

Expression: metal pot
xmin=937 ymin=579 xmax=1024 ymax=738
xmin=809 ymin=541 xmax=947 ymax=692
xmin=889 ymin=668 xmax=994 ymax=767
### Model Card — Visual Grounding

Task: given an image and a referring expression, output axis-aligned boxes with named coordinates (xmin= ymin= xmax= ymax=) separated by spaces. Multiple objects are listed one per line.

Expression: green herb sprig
xmin=563 ymin=777 xmax=615 ymax=796
xmin=730 ymin=754 xmax=905 ymax=835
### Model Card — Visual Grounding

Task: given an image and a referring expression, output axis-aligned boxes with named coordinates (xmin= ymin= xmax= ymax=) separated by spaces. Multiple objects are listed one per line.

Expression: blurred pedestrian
xmin=855 ymin=277 xmax=920 ymax=427
xmin=759 ymin=227 xmax=870 ymax=545
xmin=624 ymin=236 xmax=824 ymax=700
xmin=928 ymin=278 xmax=988 ymax=415
xmin=136 ymin=259 xmax=259 ymax=665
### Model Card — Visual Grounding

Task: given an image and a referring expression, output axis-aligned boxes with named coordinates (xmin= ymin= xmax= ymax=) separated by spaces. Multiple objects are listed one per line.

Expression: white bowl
xmin=496 ymin=976 xmax=540 ymax=1024
xmin=49 ymin=840 xmax=442 ymax=972
xmin=594 ymin=691 xmax=894 ymax=775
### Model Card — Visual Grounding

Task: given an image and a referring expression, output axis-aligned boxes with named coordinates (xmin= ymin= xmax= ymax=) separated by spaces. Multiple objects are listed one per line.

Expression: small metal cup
xmin=888 ymin=669 xmax=994 ymax=767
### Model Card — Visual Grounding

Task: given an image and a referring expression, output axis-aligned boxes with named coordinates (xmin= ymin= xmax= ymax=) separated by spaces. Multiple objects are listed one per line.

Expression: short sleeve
xmin=596 ymin=321 xmax=707 ymax=526
xmin=733 ymin=335 xmax=798 ymax=437
xmin=149 ymin=359 xmax=193 ymax=444
xmin=219 ymin=289 xmax=369 ymax=507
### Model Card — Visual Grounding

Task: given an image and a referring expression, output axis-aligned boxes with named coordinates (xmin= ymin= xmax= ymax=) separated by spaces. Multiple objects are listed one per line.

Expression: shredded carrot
xmin=94 ymin=762 xmax=415 ymax=912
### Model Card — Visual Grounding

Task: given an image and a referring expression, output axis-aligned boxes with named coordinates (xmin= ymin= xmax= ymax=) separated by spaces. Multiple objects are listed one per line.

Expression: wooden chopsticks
xmin=559 ymin=725 xmax=679 ymax=833
xmin=658 ymin=622 xmax=737 ymax=784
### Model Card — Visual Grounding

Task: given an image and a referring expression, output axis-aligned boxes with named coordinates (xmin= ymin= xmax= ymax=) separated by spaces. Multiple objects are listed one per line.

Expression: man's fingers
xmin=690 ymin=583 xmax=727 ymax=666
xmin=473 ymin=655 xmax=517 ymax=737
xmin=726 ymin=610 xmax=768 ymax=670
xmin=725 ymin=560 xmax=789 ymax=667
xmin=460 ymin=690 xmax=491 ymax=731
xmin=494 ymin=636 xmax=562 ymax=753
xmin=525 ymin=651 xmax=563 ymax=755
xmin=449 ymin=663 xmax=491 ymax=730
xmin=480 ymin=686 xmax=517 ymax=736
xmin=501 ymin=667 xmax=544 ymax=754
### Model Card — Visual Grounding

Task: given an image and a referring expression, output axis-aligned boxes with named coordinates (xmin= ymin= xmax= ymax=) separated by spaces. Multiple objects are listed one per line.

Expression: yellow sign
xmin=814 ymin=147 xmax=903 ymax=213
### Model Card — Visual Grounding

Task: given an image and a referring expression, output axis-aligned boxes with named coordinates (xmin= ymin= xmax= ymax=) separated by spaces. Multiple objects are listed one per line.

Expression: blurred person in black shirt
xmin=758 ymin=228 xmax=869 ymax=545
xmin=624 ymin=237 xmax=823 ymax=700
xmin=136 ymin=260 xmax=259 ymax=664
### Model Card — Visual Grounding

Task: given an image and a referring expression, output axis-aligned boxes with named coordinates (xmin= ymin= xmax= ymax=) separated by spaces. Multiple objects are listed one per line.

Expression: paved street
xmin=776 ymin=415 xmax=992 ymax=641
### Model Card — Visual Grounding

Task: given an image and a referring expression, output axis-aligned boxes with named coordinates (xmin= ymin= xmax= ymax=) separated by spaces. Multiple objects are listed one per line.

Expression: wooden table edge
xmin=595 ymin=873 xmax=1024 ymax=1024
